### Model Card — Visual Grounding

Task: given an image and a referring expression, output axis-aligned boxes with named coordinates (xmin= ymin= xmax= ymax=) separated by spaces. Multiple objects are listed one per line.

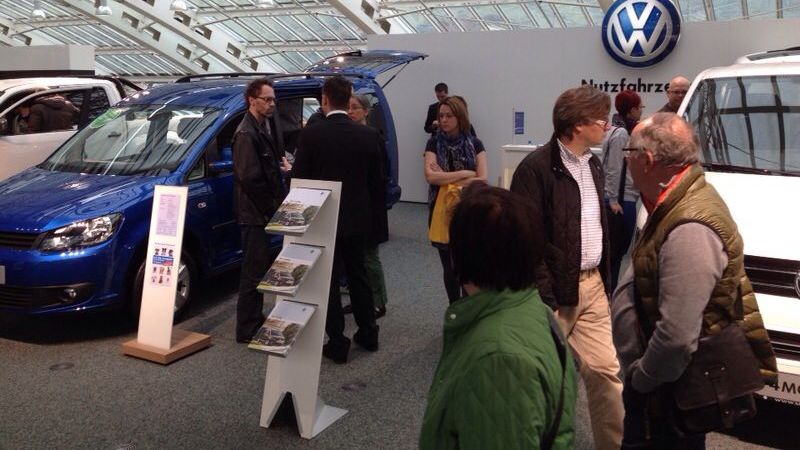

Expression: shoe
xmin=236 ymin=336 xmax=253 ymax=344
xmin=342 ymin=303 xmax=353 ymax=314
xmin=323 ymin=337 xmax=350 ymax=364
xmin=375 ymin=306 xmax=386 ymax=319
xmin=353 ymin=328 xmax=379 ymax=352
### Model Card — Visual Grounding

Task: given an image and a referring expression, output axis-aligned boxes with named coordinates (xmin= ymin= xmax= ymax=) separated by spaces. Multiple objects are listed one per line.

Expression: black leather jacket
xmin=510 ymin=135 xmax=611 ymax=309
xmin=232 ymin=112 xmax=286 ymax=226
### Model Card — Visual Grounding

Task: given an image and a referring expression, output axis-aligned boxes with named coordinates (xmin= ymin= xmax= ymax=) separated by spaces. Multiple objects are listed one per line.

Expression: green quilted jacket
xmin=419 ymin=288 xmax=577 ymax=450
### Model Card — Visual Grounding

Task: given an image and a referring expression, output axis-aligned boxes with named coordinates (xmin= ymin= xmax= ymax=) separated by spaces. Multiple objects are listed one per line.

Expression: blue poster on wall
xmin=514 ymin=111 xmax=524 ymax=135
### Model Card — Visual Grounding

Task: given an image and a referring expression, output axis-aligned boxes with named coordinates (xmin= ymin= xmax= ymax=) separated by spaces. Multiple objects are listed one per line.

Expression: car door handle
xmin=197 ymin=202 xmax=207 ymax=209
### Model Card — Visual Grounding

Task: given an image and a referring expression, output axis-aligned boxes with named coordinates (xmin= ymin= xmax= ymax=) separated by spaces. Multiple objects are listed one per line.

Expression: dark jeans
xmin=622 ymin=383 xmax=706 ymax=449
xmin=609 ymin=200 xmax=638 ymax=292
xmin=326 ymin=234 xmax=378 ymax=344
xmin=236 ymin=225 xmax=275 ymax=341
xmin=436 ymin=246 xmax=462 ymax=304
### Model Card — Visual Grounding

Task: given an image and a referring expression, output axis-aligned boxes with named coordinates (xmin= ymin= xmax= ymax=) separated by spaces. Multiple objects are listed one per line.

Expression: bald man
xmin=658 ymin=76 xmax=690 ymax=113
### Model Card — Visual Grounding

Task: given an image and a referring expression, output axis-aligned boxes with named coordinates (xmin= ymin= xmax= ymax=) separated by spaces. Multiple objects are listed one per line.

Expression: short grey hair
xmin=352 ymin=93 xmax=370 ymax=110
xmin=630 ymin=112 xmax=699 ymax=166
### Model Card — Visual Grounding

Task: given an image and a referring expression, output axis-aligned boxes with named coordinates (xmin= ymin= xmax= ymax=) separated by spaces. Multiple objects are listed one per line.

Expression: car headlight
xmin=39 ymin=214 xmax=122 ymax=252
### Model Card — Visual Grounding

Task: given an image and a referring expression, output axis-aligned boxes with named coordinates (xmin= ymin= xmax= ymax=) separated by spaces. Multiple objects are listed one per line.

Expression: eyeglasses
xmin=594 ymin=119 xmax=611 ymax=130
xmin=254 ymin=95 xmax=276 ymax=104
xmin=622 ymin=147 xmax=644 ymax=156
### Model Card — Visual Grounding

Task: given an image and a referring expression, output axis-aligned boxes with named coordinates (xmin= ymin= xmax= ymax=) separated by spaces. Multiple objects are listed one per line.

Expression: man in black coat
xmin=233 ymin=78 xmax=291 ymax=343
xmin=293 ymin=76 xmax=384 ymax=364
xmin=423 ymin=82 xmax=448 ymax=135
xmin=510 ymin=86 xmax=623 ymax=450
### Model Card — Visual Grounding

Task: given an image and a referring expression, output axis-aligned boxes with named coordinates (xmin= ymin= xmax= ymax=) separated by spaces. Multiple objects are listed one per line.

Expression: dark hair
xmin=244 ymin=78 xmax=274 ymax=107
xmin=439 ymin=96 xmax=471 ymax=134
xmin=552 ymin=85 xmax=610 ymax=139
xmin=615 ymin=90 xmax=642 ymax=116
xmin=449 ymin=183 xmax=543 ymax=292
xmin=322 ymin=75 xmax=352 ymax=110
xmin=434 ymin=82 xmax=448 ymax=93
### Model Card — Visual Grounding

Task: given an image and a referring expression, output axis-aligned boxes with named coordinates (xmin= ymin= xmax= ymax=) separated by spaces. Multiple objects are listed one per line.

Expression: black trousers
xmin=326 ymin=234 xmax=377 ymax=343
xmin=437 ymin=246 xmax=462 ymax=304
xmin=621 ymin=383 xmax=706 ymax=450
xmin=236 ymin=225 xmax=275 ymax=341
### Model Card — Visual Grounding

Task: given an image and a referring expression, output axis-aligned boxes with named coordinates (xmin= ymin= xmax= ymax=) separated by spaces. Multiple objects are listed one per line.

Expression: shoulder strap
xmin=542 ymin=311 xmax=568 ymax=450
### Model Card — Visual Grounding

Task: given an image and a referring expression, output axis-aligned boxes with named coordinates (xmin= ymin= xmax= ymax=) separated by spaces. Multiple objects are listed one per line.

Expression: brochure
xmin=257 ymin=243 xmax=322 ymax=296
xmin=248 ymin=300 xmax=317 ymax=356
xmin=266 ymin=188 xmax=331 ymax=235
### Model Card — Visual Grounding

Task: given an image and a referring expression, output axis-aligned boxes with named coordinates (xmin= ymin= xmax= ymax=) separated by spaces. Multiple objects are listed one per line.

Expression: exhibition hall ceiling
xmin=0 ymin=0 xmax=798 ymax=77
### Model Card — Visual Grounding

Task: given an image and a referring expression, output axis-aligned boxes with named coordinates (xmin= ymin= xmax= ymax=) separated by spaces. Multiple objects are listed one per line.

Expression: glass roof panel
xmin=216 ymin=18 xmax=260 ymax=42
xmin=555 ymin=5 xmax=590 ymax=27
xmin=784 ymin=0 xmax=800 ymax=17
xmin=269 ymin=51 xmax=305 ymax=72
xmin=540 ymin=4 xmax=564 ymax=27
xmin=260 ymin=16 xmax=303 ymax=41
xmin=520 ymin=3 xmax=552 ymax=28
xmin=403 ymin=12 xmax=437 ymax=33
xmin=274 ymin=16 xmax=316 ymax=41
xmin=680 ymin=0 xmax=710 ymax=21
xmin=747 ymin=0 xmax=778 ymax=18
xmin=316 ymin=14 xmax=361 ymax=40
xmin=449 ymin=7 xmax=485 ymax=32
xmin=497 ymin=4 xmax=536 ymax=28
xmin=472 ymin=4 xmax=505 ymax=27
xmin=713 ymin=0 xmax=743 ymax=20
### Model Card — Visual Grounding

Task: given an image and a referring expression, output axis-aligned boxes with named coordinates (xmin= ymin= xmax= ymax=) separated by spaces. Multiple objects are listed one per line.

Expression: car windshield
xmin=684 ymin=75 xmax=800 ymax=175
xmin=40 ymin=104 xmax=220 ymax=176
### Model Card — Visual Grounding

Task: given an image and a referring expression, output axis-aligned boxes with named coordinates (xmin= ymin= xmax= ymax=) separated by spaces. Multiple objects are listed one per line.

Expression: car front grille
xmin=745 ymin=255 xmax=800 ymax=300
xmin=769 ymin=330 xmax=800 ymax=362
xmin=0 ymin=231 xmax=39 ymax=249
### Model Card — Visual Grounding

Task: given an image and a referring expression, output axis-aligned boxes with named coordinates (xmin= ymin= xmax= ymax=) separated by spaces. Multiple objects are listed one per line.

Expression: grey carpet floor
xmin=0 ymin=202 xmax=796 ymax=450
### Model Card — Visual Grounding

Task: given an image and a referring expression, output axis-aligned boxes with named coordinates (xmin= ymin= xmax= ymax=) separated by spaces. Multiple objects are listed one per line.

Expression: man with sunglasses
xmin=511 ymin=85 xmax=623 ymax=450
xmin=233 ymin=77 xmax=292 ymax=343
xmin=658 ymin=76 xmax=690 ymax=113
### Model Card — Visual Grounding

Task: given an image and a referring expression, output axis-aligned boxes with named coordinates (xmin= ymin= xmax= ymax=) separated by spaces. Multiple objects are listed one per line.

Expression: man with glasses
xmin=233 ymin=78 xmax=292 ymax=343
xmin=511 ymin=85 xmax=624 ymax=450
xmin=658 ymin=75 xmax=690 ymax=113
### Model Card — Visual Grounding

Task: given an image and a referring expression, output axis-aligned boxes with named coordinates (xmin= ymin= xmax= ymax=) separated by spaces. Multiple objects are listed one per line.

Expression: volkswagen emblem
xmin=602 ymin=0 xmax=681 ymax=68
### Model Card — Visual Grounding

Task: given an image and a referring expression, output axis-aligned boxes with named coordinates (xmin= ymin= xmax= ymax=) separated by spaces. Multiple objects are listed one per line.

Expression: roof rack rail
xmin=175 ymin=72 xmax=277 ymax=83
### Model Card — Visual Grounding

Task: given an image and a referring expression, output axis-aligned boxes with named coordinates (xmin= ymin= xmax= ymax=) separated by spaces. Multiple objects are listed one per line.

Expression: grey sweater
xmin=601 ymin=126 xmax=639 ymax=203
xmin=611 ymin=222 xmax=727 ymax=393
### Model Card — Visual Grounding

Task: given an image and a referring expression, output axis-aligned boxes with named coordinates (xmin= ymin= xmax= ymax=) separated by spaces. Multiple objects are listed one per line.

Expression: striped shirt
xmin=557 ymin=139 xmax=603 ymax=271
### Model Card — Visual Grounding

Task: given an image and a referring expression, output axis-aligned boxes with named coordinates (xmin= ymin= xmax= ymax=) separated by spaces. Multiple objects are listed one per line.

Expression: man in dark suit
xmin=293 ymin=76 xmax=385 ymax=364
xmin=233 ymin=78 xmax=291 ymax=343
xmin=423 ymin=82 xmax=448 ymax=135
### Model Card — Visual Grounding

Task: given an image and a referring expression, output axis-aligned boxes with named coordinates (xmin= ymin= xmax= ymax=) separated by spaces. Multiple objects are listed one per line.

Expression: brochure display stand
xmin=122 ymin=185 xmax=211 ymax=364
xmin=256 ymin=179 xmax=344 ymax=439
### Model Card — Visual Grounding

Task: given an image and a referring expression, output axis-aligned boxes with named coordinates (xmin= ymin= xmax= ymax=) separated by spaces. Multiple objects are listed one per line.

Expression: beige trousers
xmin=556 ymin=268 xmax=624 ymax=450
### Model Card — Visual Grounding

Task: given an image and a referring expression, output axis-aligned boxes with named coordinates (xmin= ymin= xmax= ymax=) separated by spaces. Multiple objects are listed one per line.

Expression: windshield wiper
xmin=704 ymin=163 xmax=800 ymax=177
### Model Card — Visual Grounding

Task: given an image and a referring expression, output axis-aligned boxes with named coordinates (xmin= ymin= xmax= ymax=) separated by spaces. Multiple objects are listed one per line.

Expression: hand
xmin=432 ymin=120 xmax=439 ymax=129
xmin=280 ymin=156 xmax=292 ymax=173
xmin=610 ymin=201 xmax=623 ymax=214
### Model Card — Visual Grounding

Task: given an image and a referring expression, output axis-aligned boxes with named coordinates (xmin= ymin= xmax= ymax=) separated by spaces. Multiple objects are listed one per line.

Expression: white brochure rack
xmin=257 ymin=178 xmax=345 ymax=439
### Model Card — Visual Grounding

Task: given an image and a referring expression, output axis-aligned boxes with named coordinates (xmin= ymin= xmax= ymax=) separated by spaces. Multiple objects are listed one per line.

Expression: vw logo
xmin=602 ymin=0 xmax=681 ymax=68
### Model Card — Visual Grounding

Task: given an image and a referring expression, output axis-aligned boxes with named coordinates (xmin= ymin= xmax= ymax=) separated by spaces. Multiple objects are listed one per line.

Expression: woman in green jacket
xmin=419 ymin=183 xmax=577 ymax=450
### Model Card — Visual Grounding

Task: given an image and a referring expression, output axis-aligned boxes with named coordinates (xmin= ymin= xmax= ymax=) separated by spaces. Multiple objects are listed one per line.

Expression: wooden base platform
xmin=122 ymin=328 xmax=211 ymax=365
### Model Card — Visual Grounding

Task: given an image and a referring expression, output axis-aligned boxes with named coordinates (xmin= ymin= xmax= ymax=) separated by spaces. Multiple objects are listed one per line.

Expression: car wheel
xmin=129 ymin=250 xmax=197 ymax=322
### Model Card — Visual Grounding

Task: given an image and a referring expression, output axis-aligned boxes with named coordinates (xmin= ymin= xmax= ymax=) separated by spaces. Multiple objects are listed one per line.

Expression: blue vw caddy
xmin=0 ymin=50 xmax=424 ymax=319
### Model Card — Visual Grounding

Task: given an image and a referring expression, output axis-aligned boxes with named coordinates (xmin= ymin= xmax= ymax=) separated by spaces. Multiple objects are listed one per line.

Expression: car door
xmin=0 ymin=86 xmax=110 ymax=181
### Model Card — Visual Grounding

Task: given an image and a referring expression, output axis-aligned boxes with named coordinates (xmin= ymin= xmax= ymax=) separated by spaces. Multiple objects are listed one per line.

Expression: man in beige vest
xmin=612 ymin=113 xmax=776 ymax=449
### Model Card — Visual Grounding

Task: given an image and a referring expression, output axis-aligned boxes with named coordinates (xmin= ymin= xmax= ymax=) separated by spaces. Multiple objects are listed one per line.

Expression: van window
xmin=685 ymin=75 xmax=800 ymax=174
xmin=276 ymin=97 xmax=320 ymax=154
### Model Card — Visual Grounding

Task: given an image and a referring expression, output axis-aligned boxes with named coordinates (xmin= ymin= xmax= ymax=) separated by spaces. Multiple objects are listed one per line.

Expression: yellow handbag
xmin=428 ymin=184 xmax=462 ymax=244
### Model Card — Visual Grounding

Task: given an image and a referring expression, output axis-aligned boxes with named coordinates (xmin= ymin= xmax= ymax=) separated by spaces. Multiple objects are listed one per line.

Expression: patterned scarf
xmin=428 ymin=131 xmax=478 ymax=205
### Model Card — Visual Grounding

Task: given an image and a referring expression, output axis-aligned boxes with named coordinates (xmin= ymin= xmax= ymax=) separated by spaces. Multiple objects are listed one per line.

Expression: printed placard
xmin=149 ymin=243 xmax=176 ymax=287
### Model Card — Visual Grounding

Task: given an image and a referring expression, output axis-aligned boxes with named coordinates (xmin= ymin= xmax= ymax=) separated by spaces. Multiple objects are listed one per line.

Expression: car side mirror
xmin=208 ymin=160 xmax=233 ymax=176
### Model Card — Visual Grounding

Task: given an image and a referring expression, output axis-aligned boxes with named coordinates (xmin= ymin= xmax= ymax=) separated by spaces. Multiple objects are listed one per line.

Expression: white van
xmin=0 ymin=77 xmax=139 ymax=180
xmin=681 ymin=49 xmax=800 ymax=406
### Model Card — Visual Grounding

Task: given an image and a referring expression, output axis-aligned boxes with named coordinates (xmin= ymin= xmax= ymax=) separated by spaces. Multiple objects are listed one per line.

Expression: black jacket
xmin=510 ymin=136 xmax=611 ymax=309
xmin=424 ymin=102 xmax=439 ymax=134
xmin=232 ymin=112 xmax=286 ymax=226
xmin=293 ymin=113 xmax=385 ymax=238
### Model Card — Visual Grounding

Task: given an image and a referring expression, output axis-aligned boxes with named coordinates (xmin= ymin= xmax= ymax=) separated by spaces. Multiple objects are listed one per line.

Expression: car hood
xmin=0 ymin=167 xmax=163 ymax=233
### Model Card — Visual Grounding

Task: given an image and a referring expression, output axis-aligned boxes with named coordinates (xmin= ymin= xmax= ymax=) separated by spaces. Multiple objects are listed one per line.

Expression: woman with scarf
xmin=423 ymin=96 xmax=487 ymax=303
